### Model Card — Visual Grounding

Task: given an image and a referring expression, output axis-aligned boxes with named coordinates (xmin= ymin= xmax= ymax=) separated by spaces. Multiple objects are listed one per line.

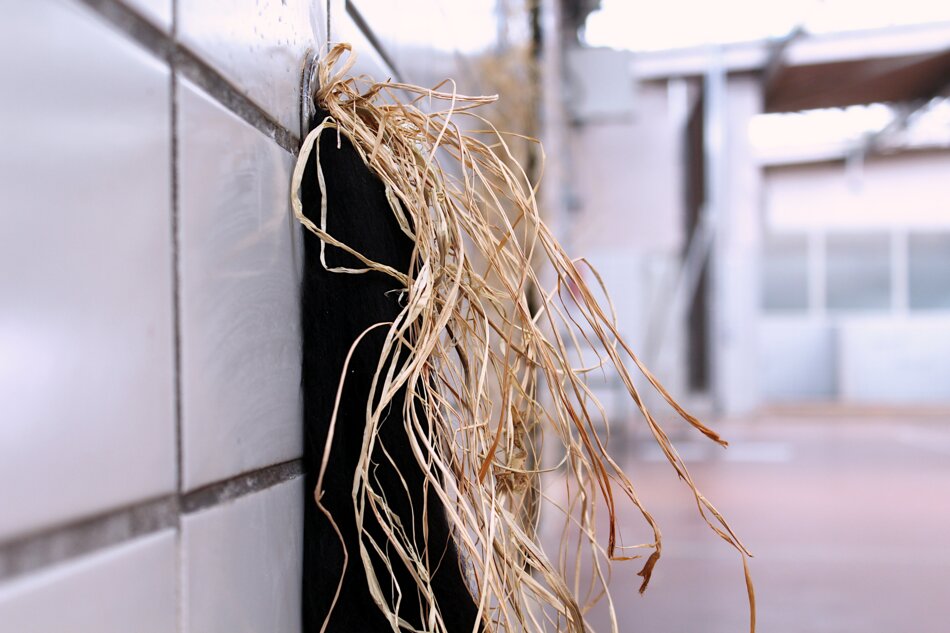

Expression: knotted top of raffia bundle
xmin=291 ymin=43 xmax=754 ymax=633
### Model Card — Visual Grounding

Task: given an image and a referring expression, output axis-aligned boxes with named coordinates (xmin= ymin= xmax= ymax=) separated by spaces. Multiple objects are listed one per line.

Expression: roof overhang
xmin=630 ymin=21 xmax=950 ymax=112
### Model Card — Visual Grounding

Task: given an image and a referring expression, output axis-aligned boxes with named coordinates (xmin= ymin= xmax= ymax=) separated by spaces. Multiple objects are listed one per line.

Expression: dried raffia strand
xmin=290 ymin=43 xmax=756 ymax=633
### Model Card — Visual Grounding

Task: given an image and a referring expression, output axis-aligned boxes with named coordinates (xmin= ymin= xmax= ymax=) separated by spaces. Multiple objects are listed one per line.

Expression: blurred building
xmin=562 ymin=18 xmax=950 ymax=415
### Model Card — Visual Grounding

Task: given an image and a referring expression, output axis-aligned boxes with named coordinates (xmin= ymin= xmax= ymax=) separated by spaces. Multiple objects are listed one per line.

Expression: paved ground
xmin=540 ymin=408 xmax=950 ymax=633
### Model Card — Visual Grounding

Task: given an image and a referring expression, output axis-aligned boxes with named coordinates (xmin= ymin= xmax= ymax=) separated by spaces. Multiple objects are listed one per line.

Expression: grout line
xmin=75 ymin=0 xmax=175 ymax=59
xmin=180 ymin=459 xmax=305 ymax=514
xmin=75 ymin=0 xmax=299 ymax=154
xmin=169 ymin=39 xmax=184 ymax=504
xmin=170 ymin=2 xmax=185 ymax=631
xmin=0 ymin=496 xmax=179 ymax=582
xmin=174 ymin=53 xmax=299 ymax=153
xmin=0 ymin=461 xmax=303 ymax=583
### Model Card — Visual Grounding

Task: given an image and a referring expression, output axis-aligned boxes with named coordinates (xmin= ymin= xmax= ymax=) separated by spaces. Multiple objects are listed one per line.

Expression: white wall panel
xmin=765 ymin=152 xmax=950 ymax=232
xmin=839 ymin=318 xmax=950 ymax=403
xmin=759 ymin=319 xmax=836 ymax=402
xmin=182 ymin=479 xmax=304 ymax=633
xmin=179 ymin=0 xmax=327 ymax=136
xmin=0 ymin=0 xmax=176 ymax=541
xmin=571 ymin=83 xmax=683 ymax=254
xmin=177 ymin=79 xmax=303 ymax=491
xmin=0 ymin=531 xmax=176 ymax=633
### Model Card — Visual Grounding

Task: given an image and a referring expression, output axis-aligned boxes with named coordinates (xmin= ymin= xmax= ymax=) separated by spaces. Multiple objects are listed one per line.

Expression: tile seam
xmin=76 ymin=0 xmax=300 ymax=153
xmin=0 ymin=461 xmax=304 ymax=582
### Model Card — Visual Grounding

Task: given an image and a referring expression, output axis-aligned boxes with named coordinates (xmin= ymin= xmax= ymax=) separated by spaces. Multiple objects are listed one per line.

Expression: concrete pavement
xmin=541 ymin=409 xmax=950 ymax=632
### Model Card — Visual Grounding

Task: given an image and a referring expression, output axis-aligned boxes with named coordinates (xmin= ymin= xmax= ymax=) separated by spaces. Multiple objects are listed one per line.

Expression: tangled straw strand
xmin=291 ymin=43 xmax=754 ymax=633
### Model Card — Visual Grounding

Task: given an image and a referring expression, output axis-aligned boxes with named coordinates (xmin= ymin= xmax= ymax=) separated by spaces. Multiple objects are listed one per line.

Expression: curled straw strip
xmin=291 ymin=43 xmax=755 ymax=633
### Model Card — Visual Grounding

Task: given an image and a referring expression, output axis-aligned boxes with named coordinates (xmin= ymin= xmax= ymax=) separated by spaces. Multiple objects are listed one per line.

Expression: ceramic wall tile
xmin=0 ymin=531 xmax=176 ymax=633
xmin=181 ymin=479 xmax=304 ymax=633
xmin=0 ymin=0 xmax=176 ymax=541
xmin=178 ymin=0 xmax=328 ymax=136
xmin=177 ymin=79 xmax=302 ymax=491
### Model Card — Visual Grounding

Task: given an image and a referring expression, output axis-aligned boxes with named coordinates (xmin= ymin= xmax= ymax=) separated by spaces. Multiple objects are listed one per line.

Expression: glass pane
xmin=762 ymin=233 xmax=809 ymax=311
xmin=826 ymin=234 xmax=890 ymax=311
xmin=909 ymin=233 xmax=950 ymax=310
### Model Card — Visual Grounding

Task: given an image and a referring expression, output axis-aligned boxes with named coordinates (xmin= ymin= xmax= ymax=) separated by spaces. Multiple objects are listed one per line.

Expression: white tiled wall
xmin=0 ymin=0 xmax=505 ymax=629
xmin=0 ymin=0 xmax=176 ymax=542
xmin=177 ymin=79 xmax=303 ymax=492
xmin=178 ymin=0 xmax=328 ymax=136
xmin=0 ymin=531 xmax=177 ymax=633
xmin=182 ymin=479 xmax=304 ymax=633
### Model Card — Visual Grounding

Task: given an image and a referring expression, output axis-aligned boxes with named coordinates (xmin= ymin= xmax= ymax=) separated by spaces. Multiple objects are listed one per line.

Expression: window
xmin=909 ymin=233 xmax=950 ymax=310
xmin=762 ymin=233 xmax=809 ymax=311
xmin=826 ymin=233 xmax=890 ymax=310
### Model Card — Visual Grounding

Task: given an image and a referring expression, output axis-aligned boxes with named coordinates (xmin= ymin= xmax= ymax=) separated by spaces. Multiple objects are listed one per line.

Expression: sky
xmin=584 ymin=0 xmax=950 ymax=51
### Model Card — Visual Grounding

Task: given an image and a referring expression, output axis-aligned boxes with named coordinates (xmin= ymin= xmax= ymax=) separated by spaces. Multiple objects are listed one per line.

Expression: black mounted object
xmin=297 ymin=91 xmax=480 ymax=631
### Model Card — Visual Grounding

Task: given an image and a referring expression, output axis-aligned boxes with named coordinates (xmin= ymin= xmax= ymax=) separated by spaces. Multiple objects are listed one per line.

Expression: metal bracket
xmin=300 ymin=48 xmax=321 ymax=137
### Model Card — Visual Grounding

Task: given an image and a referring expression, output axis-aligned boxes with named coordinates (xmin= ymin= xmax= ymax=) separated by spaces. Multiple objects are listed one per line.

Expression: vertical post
xmin=707 ymin=57 xmax=764 ymax=416
xmin=892 ymin=230 xmax=909 ymax=315
xmin=809 ymin=231 xmax=826 ymax=318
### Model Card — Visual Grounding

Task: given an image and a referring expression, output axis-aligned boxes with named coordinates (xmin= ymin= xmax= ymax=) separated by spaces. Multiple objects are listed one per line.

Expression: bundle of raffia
xmin=291 ymin=43 xmax=754 ymax=633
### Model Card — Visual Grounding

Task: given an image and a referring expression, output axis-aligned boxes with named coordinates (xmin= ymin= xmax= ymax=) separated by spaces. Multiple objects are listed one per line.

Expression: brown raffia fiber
xmin=291 ymin=43 xmax=755 ymax=633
